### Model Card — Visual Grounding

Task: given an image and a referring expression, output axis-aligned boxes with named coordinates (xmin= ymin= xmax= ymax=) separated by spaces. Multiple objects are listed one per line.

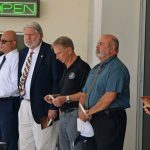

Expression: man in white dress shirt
xmin=0 ymin=30 xmax=20 ymax=150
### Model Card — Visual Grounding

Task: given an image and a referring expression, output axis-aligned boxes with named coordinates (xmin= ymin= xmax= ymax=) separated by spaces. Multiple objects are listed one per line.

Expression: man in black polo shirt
xmin=44 ymin=36 xmax=90 ymax=150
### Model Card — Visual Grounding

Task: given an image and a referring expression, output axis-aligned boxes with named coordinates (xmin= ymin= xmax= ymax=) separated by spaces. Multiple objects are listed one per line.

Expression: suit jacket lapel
xmin=19 ymin=49 xmax=28 ymax=69
xmin=31 ymin=43 xmax=46 ymax=85
xmin=18 ymin=49 xmax=28 ymax=83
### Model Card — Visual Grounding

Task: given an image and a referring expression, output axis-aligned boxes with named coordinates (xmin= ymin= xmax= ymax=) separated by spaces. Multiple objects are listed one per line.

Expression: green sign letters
xmin=0 ymin=1 xmax=39 ymax=17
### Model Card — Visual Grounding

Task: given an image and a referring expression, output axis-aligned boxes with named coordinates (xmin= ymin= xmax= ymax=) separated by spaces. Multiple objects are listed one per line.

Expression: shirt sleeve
xmin=78 ymin=64 xmax=91 ymax=90
xmin=0 ymin=53 xmax=19 ymax=97
xmin=105 ymin=68 xmax=127 ymax=93
xmin=10 ymin=55 xmax=19 ymax=95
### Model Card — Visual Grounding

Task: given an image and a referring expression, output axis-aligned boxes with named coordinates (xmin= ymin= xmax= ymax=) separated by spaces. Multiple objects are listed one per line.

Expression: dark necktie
xmin=19 ymin=52 xmax=34 ymax=96
xmin=0 ymin=55 xmax=6 ymax=70
xmin=84 ymin=64 xmax=103 ymax=109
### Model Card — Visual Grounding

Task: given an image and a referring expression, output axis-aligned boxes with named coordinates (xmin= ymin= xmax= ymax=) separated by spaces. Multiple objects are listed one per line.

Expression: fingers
xmin=50 ymin=114 xmax=57 ymax=120
xmin=52 ymin=99 xmax=61 ymax=107
xmin=44 ymin=95 xmax=53 ymax=104
xmin=48 ymin=110 xmax=58 ymax=120
xmin=44 ymin=95 xmax=49 ymax=100
xmin=141 ymin=96 xmax=150 ymax=101
xmin=52 ymin=99 xmax=57 ymax=106
xmin=143 ymin=105 xmax=150 ymax=115
xmin=52 ymin=97 xmax=65 ymax=107
xmin=79 ymin=108 xmax=89 ymax=122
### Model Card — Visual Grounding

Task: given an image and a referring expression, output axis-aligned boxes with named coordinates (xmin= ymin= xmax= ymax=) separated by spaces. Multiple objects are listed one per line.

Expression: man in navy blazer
xmin=18 ymin=22 xmax=64 ymax=150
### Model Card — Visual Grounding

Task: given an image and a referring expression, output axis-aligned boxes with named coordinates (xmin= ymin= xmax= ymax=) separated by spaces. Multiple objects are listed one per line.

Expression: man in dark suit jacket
xmin=18 ymin=22 xmax=64 ymax=150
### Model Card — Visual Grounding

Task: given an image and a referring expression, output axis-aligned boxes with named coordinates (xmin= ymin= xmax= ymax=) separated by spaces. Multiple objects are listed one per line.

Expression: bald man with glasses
xmin=0 ymin=30 xmax=20 ymax=150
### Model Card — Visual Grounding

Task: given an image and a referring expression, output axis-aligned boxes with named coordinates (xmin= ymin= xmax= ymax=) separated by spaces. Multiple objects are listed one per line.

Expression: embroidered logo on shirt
xmin=69 ymin=72 xmax=75 ymax=79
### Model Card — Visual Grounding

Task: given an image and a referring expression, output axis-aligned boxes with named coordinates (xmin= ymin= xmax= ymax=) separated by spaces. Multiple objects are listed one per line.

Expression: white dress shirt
xmin=22 ymin=44 xmax=41 ymax=99
xmin=0 ymin=49 xmax=19 ymax=98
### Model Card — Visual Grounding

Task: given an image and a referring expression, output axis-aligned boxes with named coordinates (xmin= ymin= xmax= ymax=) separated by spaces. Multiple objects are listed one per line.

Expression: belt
xmin=0 ymin=96 xmax=19 ymax=101
xmin=94 ymin=108 xmax=125 ymax=117
xmin=0 ymin=97 xmax=9 ymax=101
xmin=61 ymin=107 xmax=77 ymax=113
xmin=23 ymin=98 xmax=30 ymax=101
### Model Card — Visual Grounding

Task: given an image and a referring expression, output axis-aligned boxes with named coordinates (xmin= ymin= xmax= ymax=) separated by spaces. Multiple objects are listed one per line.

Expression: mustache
xmin=96 ymin=49 xmax=100 ymax=57
xmin=96 ymin=49 xmax=107 ymax=58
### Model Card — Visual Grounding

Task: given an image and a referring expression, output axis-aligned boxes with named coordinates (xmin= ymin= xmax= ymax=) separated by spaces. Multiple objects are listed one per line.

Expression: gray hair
xmin=23 ymin=22 xmax=43 ymax=37
xmin=103 ymin=34 xmax=119 ymax=52
xmin=53 ymin=36 xmax=74 ymax=50
xmin=111 ymin=37 xmax=119 ymax=52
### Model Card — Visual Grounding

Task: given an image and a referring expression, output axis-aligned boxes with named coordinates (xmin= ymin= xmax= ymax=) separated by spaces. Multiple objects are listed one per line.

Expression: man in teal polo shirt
xmin=79 ymin=34 xmax=130 ymax=150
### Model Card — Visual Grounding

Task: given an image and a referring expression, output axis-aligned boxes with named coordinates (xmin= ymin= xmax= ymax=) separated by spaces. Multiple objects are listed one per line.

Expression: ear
xmin=12 ymin=41 xmax=17 ymax=49
xmin=12 ymin=40 xmax=17 ymax=47
xmin=110 ymin=45 xmax=117 ymax=55
xmin=68 ymin=47 xmax=72 ymax=54
xmin=111 ymin=45 xmax=115 ymax=51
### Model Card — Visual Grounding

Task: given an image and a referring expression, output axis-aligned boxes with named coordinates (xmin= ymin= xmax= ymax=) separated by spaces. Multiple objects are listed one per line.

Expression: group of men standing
xmin=0 ymin=22 xmax=130 ymax=150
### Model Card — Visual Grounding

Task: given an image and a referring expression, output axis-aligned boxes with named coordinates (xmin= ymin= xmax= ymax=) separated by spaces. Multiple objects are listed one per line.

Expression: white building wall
xmin=97 ymin=0 xmax=141 ymax=150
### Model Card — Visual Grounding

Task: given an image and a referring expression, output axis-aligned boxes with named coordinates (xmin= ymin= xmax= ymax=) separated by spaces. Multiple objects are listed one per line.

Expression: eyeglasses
xmin=0 ymin=39 xmax=13 ymax=45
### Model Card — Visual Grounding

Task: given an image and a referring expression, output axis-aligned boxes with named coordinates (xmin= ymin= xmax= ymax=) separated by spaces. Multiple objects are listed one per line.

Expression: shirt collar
xmin=29 ymin=42 xmax=42 ymax=53
xmin=100 ymin=55 xmax=117 ymax=67
xmin=5 ymin=49 xmax=18 ymax=58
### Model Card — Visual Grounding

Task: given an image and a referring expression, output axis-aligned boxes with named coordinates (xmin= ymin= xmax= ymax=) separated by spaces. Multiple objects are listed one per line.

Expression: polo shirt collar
xmin=100 ymin=55 xmax=117 ymax=67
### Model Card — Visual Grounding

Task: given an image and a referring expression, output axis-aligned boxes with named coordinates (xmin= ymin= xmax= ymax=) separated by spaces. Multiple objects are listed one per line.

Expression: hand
xmin=52 ymin=96 xmax=66 ymax=107
xmin=143 ymin=105 xmax=150 ymax=115
xmin=141 ymin=96 xmax=150 ymax=105
xmin=48 ymin=110 xmax=58 ymax=120
xmin=78 ymin=106 xmax=90 ymax=122
xmin=79 ymin=93 xmax=87 ymax=105
xmin=44 ymin=95 xmax=54 ymax=104
xmin=141 ymin=96 xmax=150 ymax=115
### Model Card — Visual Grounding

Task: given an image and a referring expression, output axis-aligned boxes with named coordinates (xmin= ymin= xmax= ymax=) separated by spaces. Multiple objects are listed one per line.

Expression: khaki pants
xmin=18 ymin=99 xmax=59 ymax=150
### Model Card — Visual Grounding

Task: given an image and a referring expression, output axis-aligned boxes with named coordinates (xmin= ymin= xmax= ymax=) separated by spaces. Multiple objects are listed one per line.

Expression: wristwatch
xmin=66 ymin=95 xmax=71 ymax=103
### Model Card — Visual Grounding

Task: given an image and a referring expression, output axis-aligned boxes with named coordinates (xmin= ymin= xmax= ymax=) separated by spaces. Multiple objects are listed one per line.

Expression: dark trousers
xmin=0 ymin=97 xmax=20 ymax=150
xmin=85 ymin=109 xmax=127 ymax=150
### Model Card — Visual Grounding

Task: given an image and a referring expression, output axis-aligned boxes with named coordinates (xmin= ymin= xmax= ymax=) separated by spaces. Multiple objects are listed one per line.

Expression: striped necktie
xmin=0 ymin=55 xmax=6 ymax=71
xmin=19 ymin=51 xmax=33 ymax=96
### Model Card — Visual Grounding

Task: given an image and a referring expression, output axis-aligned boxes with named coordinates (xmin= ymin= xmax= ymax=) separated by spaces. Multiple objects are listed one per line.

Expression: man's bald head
xmin=2 ymin=30 xmax=17 ymax=41
xmin=0 ymin=30 xmax=17 ymax=54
